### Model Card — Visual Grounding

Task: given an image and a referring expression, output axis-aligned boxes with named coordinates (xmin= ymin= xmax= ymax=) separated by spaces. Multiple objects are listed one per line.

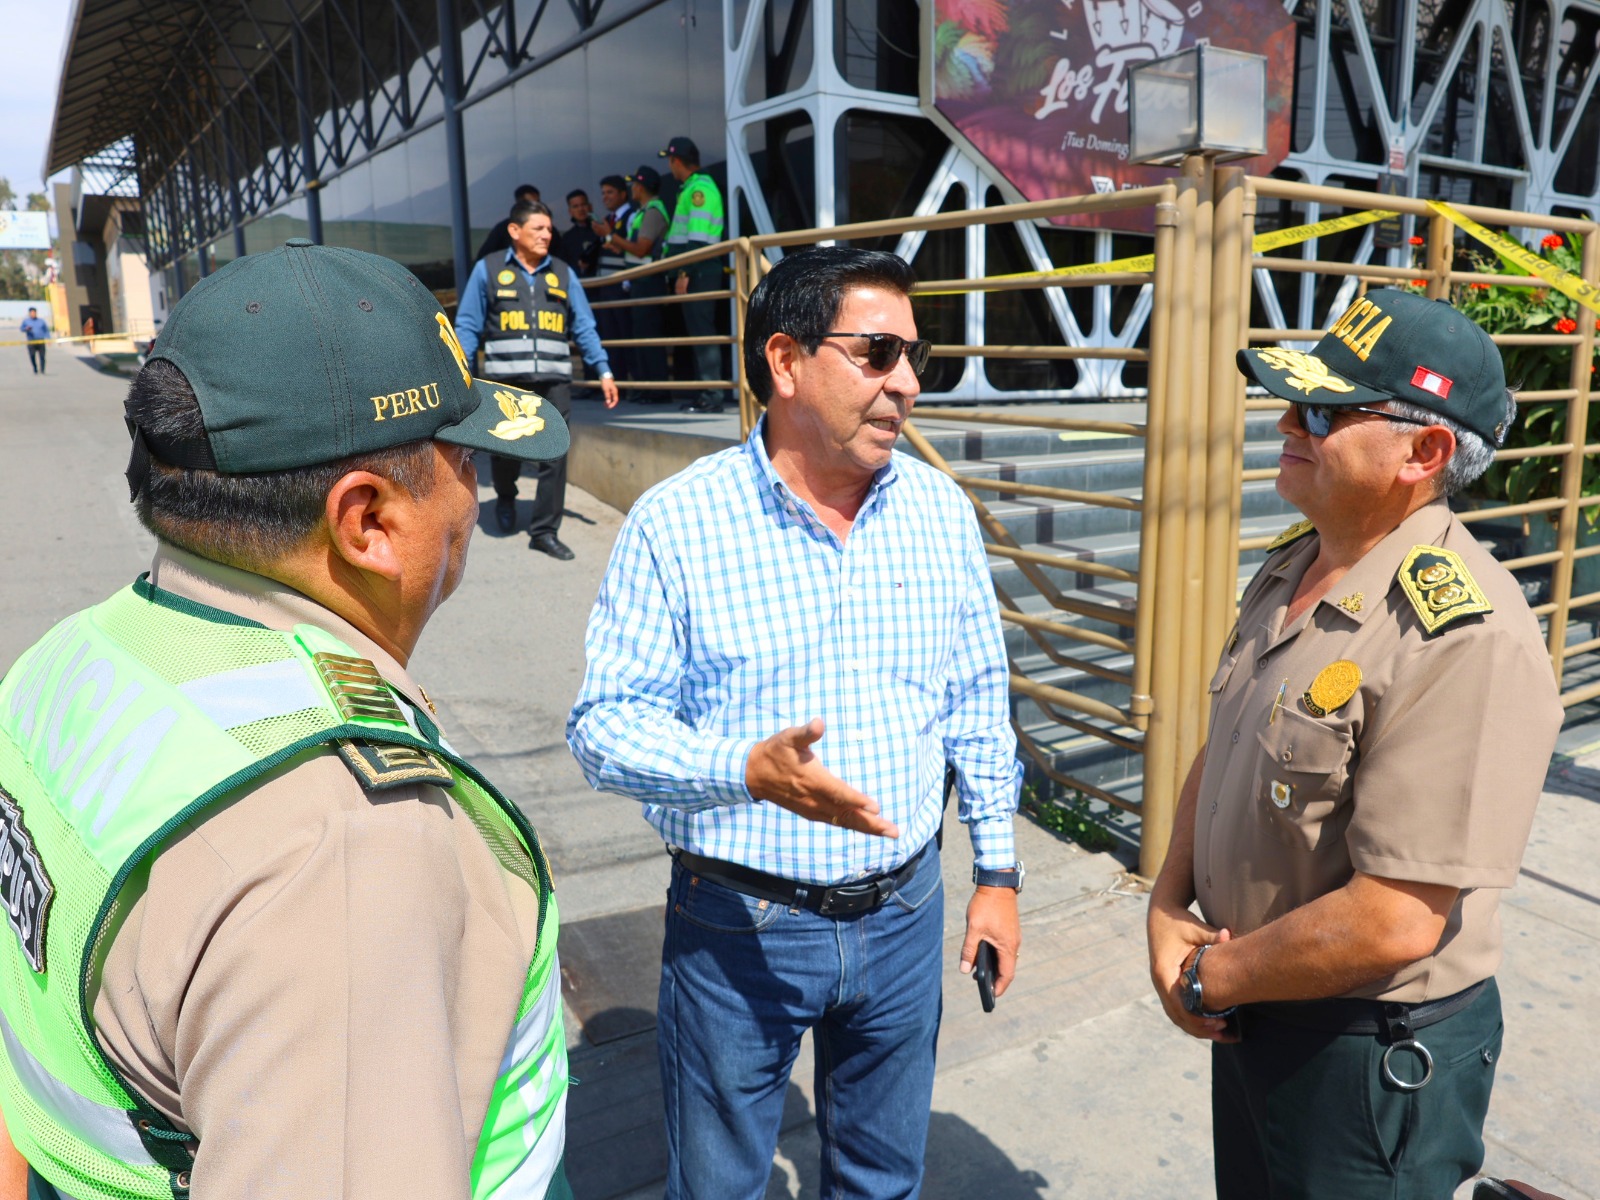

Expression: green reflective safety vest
xmin=666 ymin=172 xmax=725 ymax=253
xmin=0 ymin=580 xmax=569 ymax=1200
xmin=624 ymin=198 xmax=671 ymax=266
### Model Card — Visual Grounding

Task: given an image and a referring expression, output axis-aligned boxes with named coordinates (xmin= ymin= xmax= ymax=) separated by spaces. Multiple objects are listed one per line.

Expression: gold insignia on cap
xmin=1253 ymin=348 xmax=1357 ymax=396
xmin=435 ymin=313 xmax=471 ymax=387
xmin=1270 ymin=780 xmax=1293 ymax=809
xmin=1337 ymin=592 xmax=1364 ymax=613
xmin=1268 ymin=518 xmax=1317 ymax=551
xmin=1302 ymin=660 xmax=1362 ymax=717
xmin=489 ymin=389 xmax=547 ymax=442
xmin=1398 ymin=545 xmax=1492 ymax=634
xmin=497 ymin=269 xmax=517 ymax=286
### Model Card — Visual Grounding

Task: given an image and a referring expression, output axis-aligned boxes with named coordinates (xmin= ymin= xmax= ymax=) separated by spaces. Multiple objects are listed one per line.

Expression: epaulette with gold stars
xmin=1397 ymin=545 xmax=1492 ymax=635
xmin=1267 ymin=519 xmax=1316 ymax=552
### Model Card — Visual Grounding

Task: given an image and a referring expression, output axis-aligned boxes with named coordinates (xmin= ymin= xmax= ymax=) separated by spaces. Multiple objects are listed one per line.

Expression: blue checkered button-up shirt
xmin=567 ymin=417 xmax=1020 ymax=884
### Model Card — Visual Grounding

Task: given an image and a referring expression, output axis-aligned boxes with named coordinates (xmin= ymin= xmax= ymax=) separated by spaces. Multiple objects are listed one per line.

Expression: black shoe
xmin=495 ymin=497 xmax=516 ymax=533
xmin=530 ymin=534 xmax=575 ymax=561
xmin=678 ymin=398 xmax=725 ymax=413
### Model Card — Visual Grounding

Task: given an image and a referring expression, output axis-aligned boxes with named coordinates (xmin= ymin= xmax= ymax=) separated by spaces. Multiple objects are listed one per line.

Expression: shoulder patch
xmin=338 ymin=739 xmax=455 ymax=791
xmin=1397 ymin=545 xmax=1493 ymax=635
xmin=1268 ymin=519 xmax=1316 ymax=551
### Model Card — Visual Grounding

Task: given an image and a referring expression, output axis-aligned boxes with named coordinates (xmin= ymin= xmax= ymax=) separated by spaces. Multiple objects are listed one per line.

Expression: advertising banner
xmin=923 ymin=0 xmax=1296 ymax=230
xmin=0 ymin=211 xmax=51 ymax=250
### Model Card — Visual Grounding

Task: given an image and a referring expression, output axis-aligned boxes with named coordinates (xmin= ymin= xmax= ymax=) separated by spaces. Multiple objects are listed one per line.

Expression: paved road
xmin=1 ymin=346 xmax=1594 ymax=1200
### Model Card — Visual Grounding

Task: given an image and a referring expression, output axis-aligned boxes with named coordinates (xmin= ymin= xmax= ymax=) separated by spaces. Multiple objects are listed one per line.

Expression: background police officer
xmin=604 ymin=166 xmax=671 ymax=402
xmin=0 ymin=240 xmax=574 ymax=1199
xmin=658 ymin=136 xmax=726 ymax=413
xmin=455 ymin=199 xmax=618 ymax=560
xmin=590 ymin=175 xmax=634 ymax=386
xmin=1147 ymin=290 xmax=1562 ymax=1199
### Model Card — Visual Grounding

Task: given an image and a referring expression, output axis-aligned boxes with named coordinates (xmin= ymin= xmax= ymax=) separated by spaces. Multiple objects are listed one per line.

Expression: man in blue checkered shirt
xmin=568 ymin=246 xmax=1023 ymax=1199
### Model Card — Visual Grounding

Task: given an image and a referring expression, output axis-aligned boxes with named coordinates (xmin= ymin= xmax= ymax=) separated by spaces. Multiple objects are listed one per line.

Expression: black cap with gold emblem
xmin=134 ymin=240 xmax=569 ymax=477
xmin=1237 ymin=288 xmax=1510 ymax=446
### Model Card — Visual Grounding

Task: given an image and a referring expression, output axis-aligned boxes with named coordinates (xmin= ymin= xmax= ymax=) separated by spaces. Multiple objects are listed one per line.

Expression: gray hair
xmin=1383 ymin=390 xmax=1515 ymax=496
xmin=125 ymin=358 xmax=439 ymax=572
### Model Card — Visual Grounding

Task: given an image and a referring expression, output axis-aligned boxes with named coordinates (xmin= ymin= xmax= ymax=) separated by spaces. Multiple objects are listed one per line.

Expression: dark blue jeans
xmin=659 ymin=843 xmax=944 ymax=1200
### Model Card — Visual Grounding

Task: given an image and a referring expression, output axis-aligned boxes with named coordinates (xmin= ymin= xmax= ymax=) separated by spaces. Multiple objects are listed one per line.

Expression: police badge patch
xmin=0 ymin=785 xmax=54 ymax=972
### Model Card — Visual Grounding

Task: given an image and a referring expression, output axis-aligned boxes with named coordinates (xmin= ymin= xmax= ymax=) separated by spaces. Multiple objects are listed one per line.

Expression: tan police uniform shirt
xmin=1193 ymin=498 xmax=1561 ymax=1004
xmin=88 ymin=545 xmax=543 ymax=1200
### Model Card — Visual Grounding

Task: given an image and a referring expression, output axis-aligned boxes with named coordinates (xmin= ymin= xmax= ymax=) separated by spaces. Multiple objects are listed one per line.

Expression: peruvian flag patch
xmin=1412 ymin=366 xmax=1453 ymax=398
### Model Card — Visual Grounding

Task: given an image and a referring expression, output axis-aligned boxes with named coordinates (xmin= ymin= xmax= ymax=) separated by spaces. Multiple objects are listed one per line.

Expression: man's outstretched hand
xmin=745 ymin=718 xmax=900 ymax=838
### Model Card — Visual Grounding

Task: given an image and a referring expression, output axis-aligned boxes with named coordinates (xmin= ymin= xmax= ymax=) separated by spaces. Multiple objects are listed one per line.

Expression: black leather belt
xmin=673 ymin=842 xmax=931 ymax=917
xmin=1246 ymin=979 xmax=1487 ymax=1040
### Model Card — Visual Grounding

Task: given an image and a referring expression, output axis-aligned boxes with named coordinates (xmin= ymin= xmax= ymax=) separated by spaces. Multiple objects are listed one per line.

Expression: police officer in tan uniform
xmin=1146 ymin=289 xmax=1563 ymax=1199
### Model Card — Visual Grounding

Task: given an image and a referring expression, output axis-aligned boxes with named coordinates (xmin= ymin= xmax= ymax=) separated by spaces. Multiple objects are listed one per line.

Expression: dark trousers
xmin=490 ymin=382 xmax=570 ymax=537
xmin=27 ymin=344 xmax=45 ymax=373
xmin=678 ymin=258 xmax=724 ymax=403
xmin=1212 ymin=978 xmax=1502 ymax=1200
xmin=629 ymin=272 xmax=669 ymax=391
xmin=592 ymin=284 xmax=631 ymax=381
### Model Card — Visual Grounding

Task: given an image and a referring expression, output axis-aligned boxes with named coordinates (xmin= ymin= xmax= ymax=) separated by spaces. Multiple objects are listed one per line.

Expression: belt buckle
xmin=817 ymin=881 xmax=882 ymax=917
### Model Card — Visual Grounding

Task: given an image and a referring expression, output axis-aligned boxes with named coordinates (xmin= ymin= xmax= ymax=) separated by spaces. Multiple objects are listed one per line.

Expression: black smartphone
xmin=973 ymin=940 xmax=998 ymax=1013
xmin=1473 ymin=1181 xmax=1534 ymax=1200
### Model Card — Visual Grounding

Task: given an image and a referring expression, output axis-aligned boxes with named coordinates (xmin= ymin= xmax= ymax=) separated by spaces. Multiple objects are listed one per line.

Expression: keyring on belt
xmin=1380 ymin=1038 xmax=1434 ymax=1091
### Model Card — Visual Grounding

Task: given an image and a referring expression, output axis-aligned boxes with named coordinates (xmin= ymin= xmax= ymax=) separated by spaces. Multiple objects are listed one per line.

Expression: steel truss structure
xmin=48 ymin=0 xmax=669 ymax=292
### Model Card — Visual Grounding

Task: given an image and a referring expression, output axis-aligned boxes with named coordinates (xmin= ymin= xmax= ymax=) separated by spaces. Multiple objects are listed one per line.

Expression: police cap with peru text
xmin=1236 ymin=288 xmax=1510 ymax=446
xmin=658 ymin=136 xmax=700 ymax=163
xmin=128 ymin=239 xmax=569 ymax=483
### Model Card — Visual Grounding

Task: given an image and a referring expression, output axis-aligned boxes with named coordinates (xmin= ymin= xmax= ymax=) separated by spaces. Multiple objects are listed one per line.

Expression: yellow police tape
xmin=918 ymin=205 xmax=1398 ymax=295
xmin=1425 ymin=198 xmax=1600 ymax=317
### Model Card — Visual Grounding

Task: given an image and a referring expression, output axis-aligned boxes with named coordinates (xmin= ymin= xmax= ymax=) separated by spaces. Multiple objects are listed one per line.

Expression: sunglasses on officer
xmin=813 ymin=331 xmax=933 ymax=377
xmin=1291 ymin=401 xmax=1437 ymax=438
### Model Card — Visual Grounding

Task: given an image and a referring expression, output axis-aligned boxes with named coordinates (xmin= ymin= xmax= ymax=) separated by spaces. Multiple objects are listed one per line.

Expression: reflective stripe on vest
xmin=667 ymin=173 xmax=724 ymax=250
xmin=0 ymin=582 xmax=567 ymax=1200
xmin=482 ymin=259 xmax=574 ymax=384
xmin=624 ymin=198 xmax=670 ymax=266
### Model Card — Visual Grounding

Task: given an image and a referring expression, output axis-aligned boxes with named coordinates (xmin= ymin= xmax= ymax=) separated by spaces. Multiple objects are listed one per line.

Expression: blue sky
xmin=0 ymin=1 xmax=75 ymax=204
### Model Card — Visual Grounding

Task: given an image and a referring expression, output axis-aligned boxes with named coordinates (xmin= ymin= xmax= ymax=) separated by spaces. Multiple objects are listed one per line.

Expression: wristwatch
xmin=972 ymin=862 xmax=1025 ymax=892
xmin=1179 ymin=943 xmax=1235 ymax=1018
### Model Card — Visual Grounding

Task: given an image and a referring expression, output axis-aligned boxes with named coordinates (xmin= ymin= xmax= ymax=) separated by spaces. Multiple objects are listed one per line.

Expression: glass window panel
xmin=906 ymin=184 xmax=967 ymax=395
xmin=463 ymin=84 xmax=521 ymax=249
xmin=1555 ymin=68 xmax=1600 ymax=194
xmin=1409 ymin=0 xmax=1471 ymax=129
xmin=1485 ymin=27 xmax=1530 ymax=168
xmin=834 ymin=0 xmax=918 ymax=95
xmin=1509 ymin=0 xmax=1551 ymax=141
xmin=834 ymin=110 xmax=945 ymax=231
xmin=744 ymin=114 xmax=816 ymax=231
xmin=745 ymin=0 xmax=814 ymax=104
xmin=982 ymin=188 xmax=1079 ymax=394
xmin=1326 ymin=2 xmax=1386 ymax=163
xmin=1419 ymin=25 xmax=1482 ymax=160
xmin=1291 ymin=0 xmax=1319 ymax=153
xmin=1551 ymin=6 xmax=1600 ymax=146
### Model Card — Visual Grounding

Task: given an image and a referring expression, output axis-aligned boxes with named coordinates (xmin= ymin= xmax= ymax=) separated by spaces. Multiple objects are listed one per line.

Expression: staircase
xmin=905 ymin=405 xmax=1301 ymax=837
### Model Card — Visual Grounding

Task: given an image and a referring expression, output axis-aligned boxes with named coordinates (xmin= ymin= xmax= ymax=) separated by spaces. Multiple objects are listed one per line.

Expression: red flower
xmin=1471 ymin=282 xmax=1491 ymax=289
xmin=1555 ymin=317 xmax=1578 ymax=334
xmin=1408 ymin=235 xmax=1425 ymax=246
xmin=1542 ymin=233 xmax=1564 ymax=249
xmin=1412 ymin=279 xmax=1427 ymax=287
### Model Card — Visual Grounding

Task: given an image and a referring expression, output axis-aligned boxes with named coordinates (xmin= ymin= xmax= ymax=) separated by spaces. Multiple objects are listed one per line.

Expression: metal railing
xmin=552 ymin=170 xmax=1600 ymax=877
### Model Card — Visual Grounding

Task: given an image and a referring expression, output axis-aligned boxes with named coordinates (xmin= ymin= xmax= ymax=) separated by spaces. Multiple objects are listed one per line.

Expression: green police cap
xmin=137 ymin=239 xmax=569 ymax=474
xmin=1237 ymin=289 xmax=1510 ymax=445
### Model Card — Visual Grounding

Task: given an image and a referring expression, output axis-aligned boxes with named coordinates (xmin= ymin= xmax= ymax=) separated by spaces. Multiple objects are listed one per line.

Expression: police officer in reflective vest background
xmin=603 ymin=166 xmax=672 ymax=402
xmin=0 ymin=240 xmax=574 ymax=1199
xmin=658 ymin=136 xmax=727 ymax=414
xmin=455 ymin=199 xmax=619 ymax=560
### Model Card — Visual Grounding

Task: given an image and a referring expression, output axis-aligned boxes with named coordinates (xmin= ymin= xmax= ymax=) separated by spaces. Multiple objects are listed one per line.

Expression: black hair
xmin=509 ymin=199 xmax=553 ymax=226
xmin=742 ymin=246 xmax=917 ymax=405
xmin=599 ymin=175 xmax=626 ymax=192
xmin=514 ymin=184 xmax=540 ymax=200
xmin=125 ymin=359 xmax=436 ymax=571
xmin=566 ymin=189 xmax=589 ymax=203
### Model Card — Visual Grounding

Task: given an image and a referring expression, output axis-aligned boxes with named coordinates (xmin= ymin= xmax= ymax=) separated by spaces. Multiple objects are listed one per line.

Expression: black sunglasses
xmin=814 ymin=331 xmax=932 ymax=376
xmin=1292 ymin=402 xmax=1437 ymax=438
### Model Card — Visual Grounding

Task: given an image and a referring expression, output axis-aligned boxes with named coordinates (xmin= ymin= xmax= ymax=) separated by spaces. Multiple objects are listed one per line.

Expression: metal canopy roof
xmin=45 ymin=0 xmax=282 ymax=178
